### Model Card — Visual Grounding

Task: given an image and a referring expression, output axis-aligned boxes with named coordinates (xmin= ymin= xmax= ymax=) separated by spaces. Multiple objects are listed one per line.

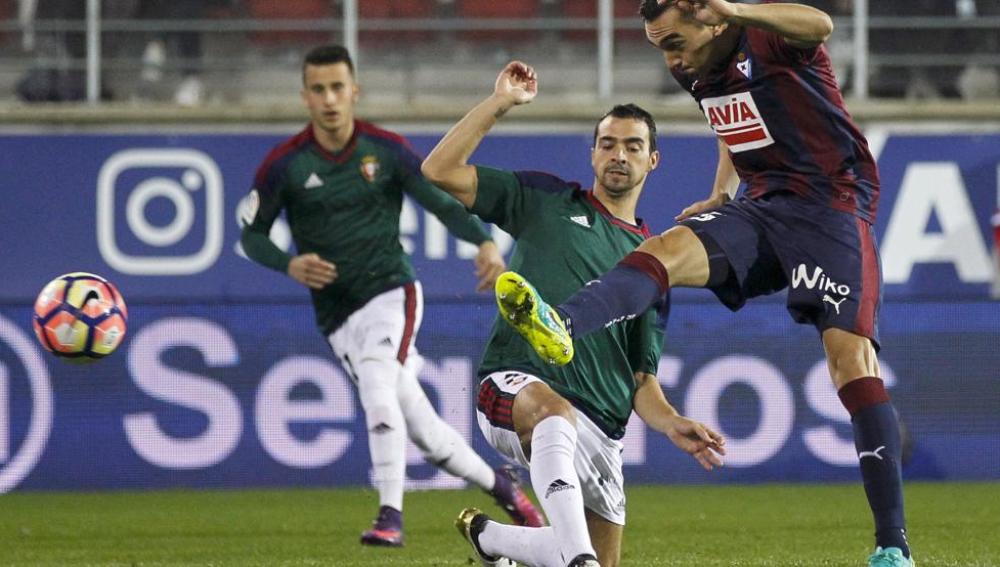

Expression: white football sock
xmin=397 ymin=363 xmax=495 ymax=489
xmin=479 ymin=522 xmax=562 ymax=567
xmin=357 ymin=357 xmax=407 ymax=512
xmin=530 ymin=415 xmax=595 ymax=564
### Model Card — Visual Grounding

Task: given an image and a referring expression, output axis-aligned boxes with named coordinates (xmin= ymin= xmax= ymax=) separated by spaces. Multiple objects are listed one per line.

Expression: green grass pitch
xmin=2 ymin=482 xmax=997 ymax=566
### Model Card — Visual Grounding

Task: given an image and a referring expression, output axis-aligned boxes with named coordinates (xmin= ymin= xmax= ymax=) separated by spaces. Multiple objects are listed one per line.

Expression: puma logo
xmin=823 ymin=294 xmax=846 ymax=314
xmin=859 ymin=445 xmax=886 ymax=461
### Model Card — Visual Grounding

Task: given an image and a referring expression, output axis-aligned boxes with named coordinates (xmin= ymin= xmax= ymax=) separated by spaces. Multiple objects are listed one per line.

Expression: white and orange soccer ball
xmin=32 ymin=272 xmax=128 ymax=362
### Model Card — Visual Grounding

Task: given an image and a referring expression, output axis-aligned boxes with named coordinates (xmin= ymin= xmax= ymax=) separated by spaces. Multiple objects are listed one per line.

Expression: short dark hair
xmin=302 ymin=44 xmax=354 ymax=82
xmin=593 ymin=103 xmax=658 ymax=153
xmin=639 ymin=0 xmax=673 ymax=22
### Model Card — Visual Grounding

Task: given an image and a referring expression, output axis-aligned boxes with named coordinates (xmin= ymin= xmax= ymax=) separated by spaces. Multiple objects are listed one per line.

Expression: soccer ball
xmin=32 ymin=272 xmax=128 ymax=362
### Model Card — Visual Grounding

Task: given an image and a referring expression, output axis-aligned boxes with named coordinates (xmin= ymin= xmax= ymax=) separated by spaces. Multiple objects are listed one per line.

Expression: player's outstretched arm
xmin=422 ymin=61 xmax=538 ymax=209
xmin=676 ymin=137 xmax=738 ymax=221
xmin=474 ymin=241 xmax=506 ymax=292
xmin=676 ymin=0 xmax=833 ymax=48
xmin=633 ymin=371 xmax=726 ymax=470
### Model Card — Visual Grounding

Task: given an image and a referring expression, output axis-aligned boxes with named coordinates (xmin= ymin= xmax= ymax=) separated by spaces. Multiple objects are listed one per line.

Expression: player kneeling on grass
xmin=422 ymin=61 xmax=726 ymax=567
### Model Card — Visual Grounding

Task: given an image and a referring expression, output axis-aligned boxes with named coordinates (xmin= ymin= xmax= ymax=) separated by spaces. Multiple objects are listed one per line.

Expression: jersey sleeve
xmin=395 ymin=140 xmax=493 ymax=245
xmin=239 ymin=157 xmax=292 ymax=273
xmin=750 ymin=27 xmax=822 ymax=67
xmin=627 ymin=300 xmax=668 ymax=376
xmin=471 ymin=167 xmax=570 ymax=238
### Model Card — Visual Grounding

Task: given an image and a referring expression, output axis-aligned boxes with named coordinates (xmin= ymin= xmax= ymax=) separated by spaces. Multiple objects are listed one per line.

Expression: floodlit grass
xmin=1 ymin=482 xmax=997 ymax=566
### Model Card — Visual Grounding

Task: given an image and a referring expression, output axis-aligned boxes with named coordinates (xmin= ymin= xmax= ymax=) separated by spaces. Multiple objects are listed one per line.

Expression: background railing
xmin=1 ymin=0 xmax=998 ymax=107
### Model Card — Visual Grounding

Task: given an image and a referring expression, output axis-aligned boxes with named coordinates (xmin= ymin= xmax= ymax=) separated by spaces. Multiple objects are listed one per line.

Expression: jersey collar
xmin=306 ymin=121 xmax=359 ymax=164
xmin=583 ymin=190 xmax=651 ymax=237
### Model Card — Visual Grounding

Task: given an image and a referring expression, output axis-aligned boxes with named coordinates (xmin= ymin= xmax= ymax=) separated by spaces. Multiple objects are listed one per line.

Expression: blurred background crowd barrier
xmin=1 ymin=0 xmax=999 ymax=107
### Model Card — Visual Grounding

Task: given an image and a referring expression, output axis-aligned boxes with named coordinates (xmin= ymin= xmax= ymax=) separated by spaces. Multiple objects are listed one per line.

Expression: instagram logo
xmin=97 ymin=149 xmax=223 ymax=275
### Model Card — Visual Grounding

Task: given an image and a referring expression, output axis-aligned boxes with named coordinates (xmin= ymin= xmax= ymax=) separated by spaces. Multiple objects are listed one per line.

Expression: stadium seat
xmin=247 ymin=0 xmax=334 ymax=47
xmin=359 ymin=0 xmax=438 ymax=45
xmin=0 ymin=0 xmax=13 ymax=47
xmin=360 ymin=0 xmax=437 ymax=18
xmin=456 ymin=0 xmax=539 ymax=42
xmin=560 ymin=0 xmax=645 ymax=42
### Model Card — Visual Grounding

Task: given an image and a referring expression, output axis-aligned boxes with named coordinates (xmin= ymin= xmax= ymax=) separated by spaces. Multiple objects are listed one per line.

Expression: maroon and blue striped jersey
xmin=672 ymin=27 xmax=880 ymax=222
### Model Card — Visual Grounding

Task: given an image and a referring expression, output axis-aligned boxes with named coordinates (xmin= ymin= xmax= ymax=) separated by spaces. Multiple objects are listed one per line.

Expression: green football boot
xmin=495 ymin=272 xmax=573 ymax=366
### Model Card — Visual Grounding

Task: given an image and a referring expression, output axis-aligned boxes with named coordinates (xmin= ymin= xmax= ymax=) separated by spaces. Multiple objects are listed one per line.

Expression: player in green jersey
xmin=422 ymin=61 xmax=726 ymax=567
xmin=240 ymin=45 xmax=543 ymax=548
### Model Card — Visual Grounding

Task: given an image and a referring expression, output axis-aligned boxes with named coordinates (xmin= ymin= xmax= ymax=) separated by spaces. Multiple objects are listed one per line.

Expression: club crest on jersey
xmin=700 ymin=92 xmax=774 ymax=153
xmin=736 ymin=52 xmax=752 ymax=79
xmin=360 ymin=155 xmax=380 ymax=182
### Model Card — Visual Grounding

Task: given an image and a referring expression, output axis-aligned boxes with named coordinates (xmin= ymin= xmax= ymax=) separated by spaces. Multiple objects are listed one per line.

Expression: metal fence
xmin=1 ymin=0 xmax=998 ymax=105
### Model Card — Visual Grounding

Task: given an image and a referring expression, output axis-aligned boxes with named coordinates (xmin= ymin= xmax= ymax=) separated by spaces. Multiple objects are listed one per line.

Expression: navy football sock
xmin=558 ymin=251 xmax=669 ymax=338
xmin=839 ymin=377 xmax=910 ymax=557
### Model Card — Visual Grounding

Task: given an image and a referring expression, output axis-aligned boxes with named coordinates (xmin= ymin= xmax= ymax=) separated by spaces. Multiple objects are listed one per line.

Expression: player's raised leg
xmin=497 ymin=225 xmax=707 ymax=365
xmin=825 ymin=329 xmax=913 ymax=567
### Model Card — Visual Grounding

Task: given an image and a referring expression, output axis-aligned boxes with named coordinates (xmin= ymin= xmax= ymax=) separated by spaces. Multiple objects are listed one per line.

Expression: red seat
xmin=458 ymin=0 xmax=537 ymax=18
xmin=457 ymin=0 xmax=539 ymax=42
xmin=0 ymin=0 xmax=14 ymax=47
xmin=247 ymin=0 xmax=334 ymax=47
xmin=359 ymin=0 xmax=437 ymax=44
xmin=562 ymin=0 xmax=645 ymax=42
xmin=360 ymin=0 xmax=436 ymax=19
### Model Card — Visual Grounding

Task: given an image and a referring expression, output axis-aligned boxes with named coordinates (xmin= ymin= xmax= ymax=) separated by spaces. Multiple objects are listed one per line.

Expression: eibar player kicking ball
xmin=495 ymin=1 xmax=914 ymax=566
xmin=240 ymin=44 xmax=543 ymax=548
xmin=422 ymin=60 xmax=726 ymax=567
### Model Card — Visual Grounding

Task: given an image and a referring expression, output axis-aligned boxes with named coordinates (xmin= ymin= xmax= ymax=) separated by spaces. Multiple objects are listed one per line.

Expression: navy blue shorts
xmin=679 ymin=192 xmax=882 ymax=348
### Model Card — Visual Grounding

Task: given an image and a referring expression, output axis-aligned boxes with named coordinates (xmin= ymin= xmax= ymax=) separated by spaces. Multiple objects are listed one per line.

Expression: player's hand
xmin=663 ymin=415 xmax=726 ymax=471
xmin=474 ymin=241 xmax=506 ymax=292
xmin=675 ymin=194 xmax=729 ymax=221
xmin=287 ymin=253 xmax=338 ymax=289
xmin=673 ymin=0 xmax=738 ymax=26
xmin=494 ymin=61 xmax=538 ymax=106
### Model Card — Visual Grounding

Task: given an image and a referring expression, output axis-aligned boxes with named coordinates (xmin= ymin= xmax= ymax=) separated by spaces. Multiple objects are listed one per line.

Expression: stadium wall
xmin=1 ymin=129 xmax=998 ymax=492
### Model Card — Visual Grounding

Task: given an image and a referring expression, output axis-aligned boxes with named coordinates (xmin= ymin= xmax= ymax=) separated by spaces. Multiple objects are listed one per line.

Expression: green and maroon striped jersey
xmin=241 ymin=121 xmax=491 ymax=334
xmin=472 ymin=166 xmax=665 ymax=439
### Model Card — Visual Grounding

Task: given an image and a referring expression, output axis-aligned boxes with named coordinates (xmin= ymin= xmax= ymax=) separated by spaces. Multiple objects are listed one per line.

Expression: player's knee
xmin=356 ymin=361 xmax=400 ymax=410
xmin=365 ymin=404 xmax=403 ymax=430
xmin=513 ymin=392 xmax=575 ymax=448
xmin=406 ymin=405 xmax=451 ymax=458
xmin=636 ymin=232 xmax=674 ymax=266
xmin=640 ymin=226 xmax=708 ymax=287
